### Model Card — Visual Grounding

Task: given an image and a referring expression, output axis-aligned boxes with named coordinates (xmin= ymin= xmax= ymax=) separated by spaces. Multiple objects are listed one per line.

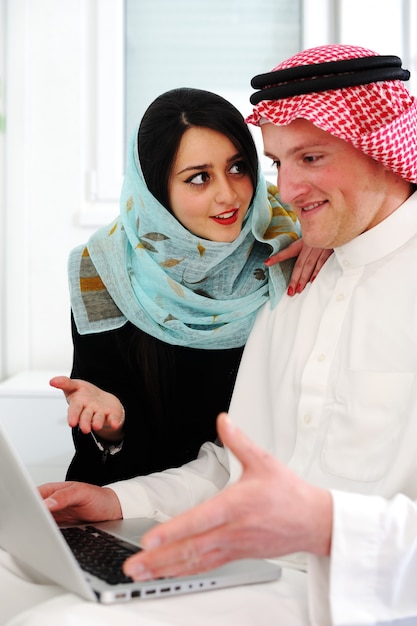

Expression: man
xmin=26 ymin=44 xmax=417 ymax=624
xmin=114 ymin=43 xmax=417 ymax=624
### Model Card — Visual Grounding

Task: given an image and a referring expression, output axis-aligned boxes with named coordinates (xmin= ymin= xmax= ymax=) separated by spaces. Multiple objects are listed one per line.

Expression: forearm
xmin=110 ymin=441 xmax=229 ymax=521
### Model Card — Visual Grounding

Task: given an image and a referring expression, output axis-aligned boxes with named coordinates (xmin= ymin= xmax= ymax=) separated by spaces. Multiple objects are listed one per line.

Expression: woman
xmin=51 ymin=87 xmax=323 ymax=486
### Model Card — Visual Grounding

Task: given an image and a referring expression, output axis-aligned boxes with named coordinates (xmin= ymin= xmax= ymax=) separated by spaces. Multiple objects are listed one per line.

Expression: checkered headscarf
xmin=247 ymin=44 xmax=417 ymax=185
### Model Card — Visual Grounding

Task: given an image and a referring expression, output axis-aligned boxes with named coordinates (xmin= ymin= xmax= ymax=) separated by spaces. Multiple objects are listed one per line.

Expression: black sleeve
xmin=66 ymin=312 xmax=244 ymax=486
xmin=67 ymin=313 xmax=149 ymax=485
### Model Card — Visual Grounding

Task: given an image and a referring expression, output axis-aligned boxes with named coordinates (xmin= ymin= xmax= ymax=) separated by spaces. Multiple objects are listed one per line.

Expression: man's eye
xmin=304 ymin=154 xmax=321 ymax=163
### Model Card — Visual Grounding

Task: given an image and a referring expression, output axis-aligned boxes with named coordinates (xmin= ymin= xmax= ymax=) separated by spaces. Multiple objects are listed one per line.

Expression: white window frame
xmin=78 ymin=0 xmax=416 ymax=228
xmin=77 ymin=0 xmax=124 ymax=227
xmin=0 ymin=0 xmax=5 ymax=379
xmin=78 ymin=0 xmax=325 ymax=228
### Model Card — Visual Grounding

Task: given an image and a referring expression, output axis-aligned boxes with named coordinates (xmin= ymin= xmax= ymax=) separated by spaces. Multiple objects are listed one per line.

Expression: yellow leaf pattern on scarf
xmin=167 ymin=277 xmax=185 ymax=298
xmin=137 ymin=239 xmax=158 ymax=252
xmin=160 ymin=258 xmax=185 ymax=268
xmin=126 ymin=196 xmax=134 ymax=211
xmin=109 ymin=222 xmax=118 ymax=236
xmin=271 ymin=205 xmax=298 ymax=222
xmin=267 ymin=184 xmax=297 ymax=223
xmin=197 ymin=243 xmax=206 ymax=257
xmin=263 ymin=225 xmax=299 ymax=240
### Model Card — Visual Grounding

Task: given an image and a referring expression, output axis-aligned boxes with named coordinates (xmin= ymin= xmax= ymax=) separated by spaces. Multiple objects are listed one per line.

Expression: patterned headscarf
xmin=69 ymin=126 xmax=300 ymax=349
xmin=247 ymin=44 xmax=417 ymax=185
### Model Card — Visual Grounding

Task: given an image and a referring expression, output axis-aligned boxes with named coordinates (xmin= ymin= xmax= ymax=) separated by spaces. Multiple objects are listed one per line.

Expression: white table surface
xmin=4 ymin=548 xmax=417 ymax=626
xmin=1 ymin=547 xmax=310 ymax=626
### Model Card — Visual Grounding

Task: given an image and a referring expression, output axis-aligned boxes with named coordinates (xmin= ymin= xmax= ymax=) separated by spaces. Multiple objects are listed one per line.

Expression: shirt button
xmin=303 ymin=414 xmax=312 ymax=425
xmin=317 ymin=353 xmax=326 ymax=362
xmin=336 ymin=293 xmax=345 ymax=302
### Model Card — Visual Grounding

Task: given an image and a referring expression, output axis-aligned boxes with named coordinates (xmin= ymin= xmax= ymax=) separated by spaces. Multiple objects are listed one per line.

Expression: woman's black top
xmin=66 ymin=314 xmax=244 ymax=486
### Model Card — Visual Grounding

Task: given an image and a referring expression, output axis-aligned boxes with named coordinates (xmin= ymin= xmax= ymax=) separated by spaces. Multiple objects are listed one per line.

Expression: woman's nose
xmin=215 ymin=177 xmax=237 ymax=204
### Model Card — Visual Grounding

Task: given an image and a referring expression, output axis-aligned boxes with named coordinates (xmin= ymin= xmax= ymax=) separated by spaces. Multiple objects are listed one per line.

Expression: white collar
xmin=334 ymin=190 xmax=417 ymax=269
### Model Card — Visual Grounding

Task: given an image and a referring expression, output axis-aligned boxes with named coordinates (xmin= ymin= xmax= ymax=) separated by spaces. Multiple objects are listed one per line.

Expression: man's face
xmin=261 ymin=119 xmax=399 ymax=249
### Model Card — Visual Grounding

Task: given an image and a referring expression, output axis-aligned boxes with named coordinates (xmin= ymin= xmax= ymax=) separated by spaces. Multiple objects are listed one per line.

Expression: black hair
xmin=138 ymin=87 xmax=259 ymax=210
xmin=130 ymin=89 xmax=258 ymax=419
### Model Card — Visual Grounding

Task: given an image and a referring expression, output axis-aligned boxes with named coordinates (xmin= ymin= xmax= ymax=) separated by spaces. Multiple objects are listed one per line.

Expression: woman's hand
xmin=50 ymin=376 xmax=125 ymax=442
xmin=265 ymin=239 xmax=333 ymax=296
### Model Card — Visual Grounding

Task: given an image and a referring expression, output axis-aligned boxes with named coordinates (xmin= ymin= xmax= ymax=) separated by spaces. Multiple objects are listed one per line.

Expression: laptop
xmin=0 ymin=424 xmax=281 ymax=604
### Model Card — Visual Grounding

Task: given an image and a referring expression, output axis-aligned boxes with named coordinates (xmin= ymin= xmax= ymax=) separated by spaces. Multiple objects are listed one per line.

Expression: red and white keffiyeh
xmin=247 ymin=44 xmax=417 ymax=185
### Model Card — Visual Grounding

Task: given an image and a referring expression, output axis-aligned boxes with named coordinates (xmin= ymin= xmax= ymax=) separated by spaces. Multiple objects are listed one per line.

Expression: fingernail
xmin=287 ymin=286 xmax=294 ymax=296
xmin=223 ymin=413 xmax=236 ymax=432
xmin=143 ymin=535 xmax=161 ymax=550
xmin=296 ymin=284 xmax=302 ymax=293
xmin=125 ymin=562 xmax=152 ymax=581
xmin=44 ymin=497 xmax=57 ymax=509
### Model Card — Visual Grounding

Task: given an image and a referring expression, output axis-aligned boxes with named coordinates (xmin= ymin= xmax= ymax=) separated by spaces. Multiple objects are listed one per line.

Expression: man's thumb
xmin=216 ymin=412 xmax=261 ymax=471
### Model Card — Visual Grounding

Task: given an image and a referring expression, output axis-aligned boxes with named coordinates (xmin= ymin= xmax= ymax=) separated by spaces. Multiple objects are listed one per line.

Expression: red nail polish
xmin=287 ymin=286 xmax=294 ymax=296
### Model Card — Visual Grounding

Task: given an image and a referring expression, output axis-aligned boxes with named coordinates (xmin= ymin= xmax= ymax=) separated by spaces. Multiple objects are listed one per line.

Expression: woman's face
xmin=168 ymin=127 xmax=254 ymax=242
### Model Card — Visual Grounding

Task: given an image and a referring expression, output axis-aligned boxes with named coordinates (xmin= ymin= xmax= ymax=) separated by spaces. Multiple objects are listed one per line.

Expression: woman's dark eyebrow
xmin=176 ymin=152 xmax=243 ymax=176
xmin=177 ymin=163 xmax=211 ymax=175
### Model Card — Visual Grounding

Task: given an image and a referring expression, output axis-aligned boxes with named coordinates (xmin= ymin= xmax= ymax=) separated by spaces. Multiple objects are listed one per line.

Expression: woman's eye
xmin=229 ymin=160 xmax=248 ymax=175
xmin=270 ymin=159 xmax=280 ymax=169
xmin=187 ymin=172 xmax=209 ymax=185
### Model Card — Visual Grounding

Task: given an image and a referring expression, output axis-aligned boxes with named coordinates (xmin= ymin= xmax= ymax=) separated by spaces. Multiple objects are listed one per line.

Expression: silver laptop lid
xmin=0 ymin=424 xmax=281 ymax=604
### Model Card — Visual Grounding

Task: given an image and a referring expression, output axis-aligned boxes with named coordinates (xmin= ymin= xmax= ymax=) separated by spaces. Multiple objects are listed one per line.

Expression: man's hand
xmin=266 ymin=239 xmax=333 ymax=295
xmin=39 ymin=481 xmax=123 ymax=525
xmin=122 ymin=413 xmax=333 ymax=581
xmin=50 ymin=376 xmax=125 ymax=441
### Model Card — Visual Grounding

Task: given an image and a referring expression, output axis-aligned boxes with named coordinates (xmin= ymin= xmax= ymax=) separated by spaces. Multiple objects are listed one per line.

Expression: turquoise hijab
xmin=69 ymin=128 xmax=300 ymax=349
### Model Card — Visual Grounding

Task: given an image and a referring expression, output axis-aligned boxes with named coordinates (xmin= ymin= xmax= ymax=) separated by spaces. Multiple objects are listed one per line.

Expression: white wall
xmin=4 ymin=0 xmax=97 ymax=377
xmin=2 ymin=0 xmax=416 ymax=380
xmin=0 ymin=0 xmax=5 ymax=379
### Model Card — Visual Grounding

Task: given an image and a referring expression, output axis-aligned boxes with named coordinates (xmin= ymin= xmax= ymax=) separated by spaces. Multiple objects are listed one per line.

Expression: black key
xmin=61 ymin=525 xmax=141 ymax=585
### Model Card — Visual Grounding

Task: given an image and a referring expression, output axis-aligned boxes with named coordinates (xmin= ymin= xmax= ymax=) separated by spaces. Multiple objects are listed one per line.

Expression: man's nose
xmin=276 ymin=166 xmax=306 ymax=205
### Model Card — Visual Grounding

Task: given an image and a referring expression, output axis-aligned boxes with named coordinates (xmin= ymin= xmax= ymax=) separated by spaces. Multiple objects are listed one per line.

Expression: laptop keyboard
xmin=61 ymin=525 xmax=141 ymax=585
